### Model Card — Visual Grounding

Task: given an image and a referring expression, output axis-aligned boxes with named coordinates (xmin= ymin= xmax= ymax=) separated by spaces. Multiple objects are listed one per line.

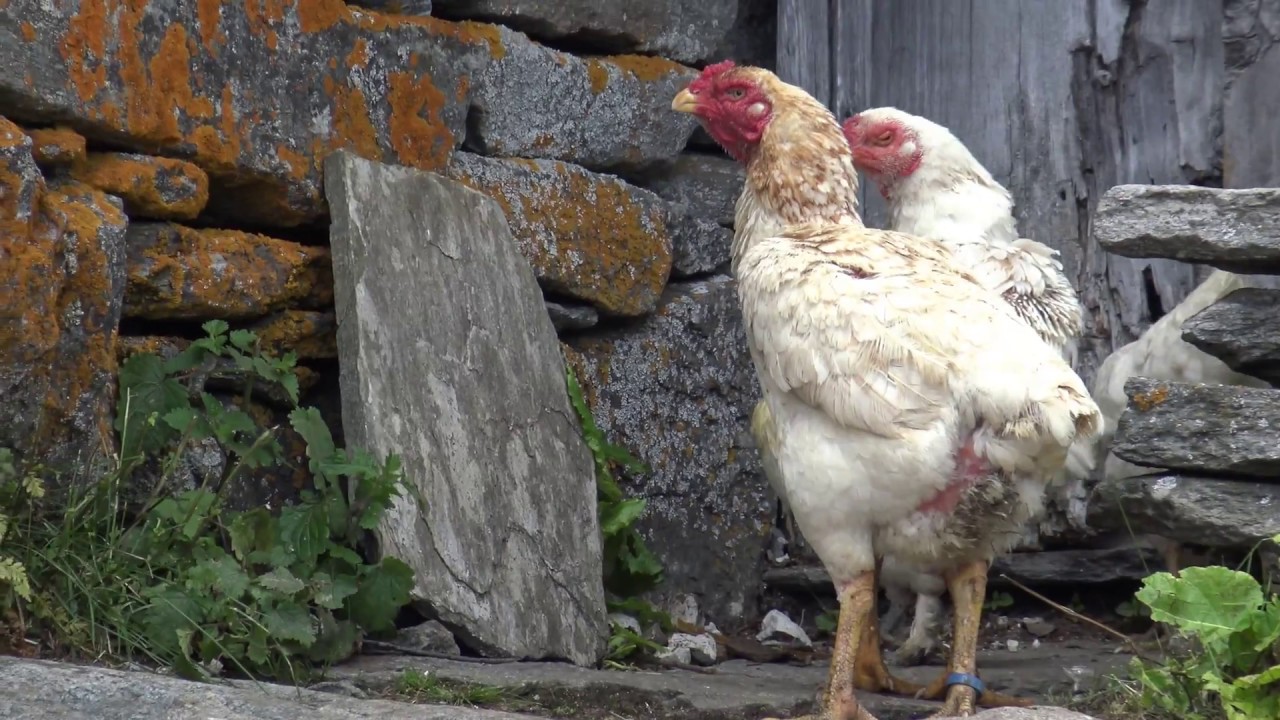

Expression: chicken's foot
xmin=764 ymin=573 xmax=880 ymax=720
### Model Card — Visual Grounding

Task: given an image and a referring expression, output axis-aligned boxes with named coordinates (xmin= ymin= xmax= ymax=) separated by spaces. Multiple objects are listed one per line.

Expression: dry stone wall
xmin=0 ymin=0 xmax=776 ymax=624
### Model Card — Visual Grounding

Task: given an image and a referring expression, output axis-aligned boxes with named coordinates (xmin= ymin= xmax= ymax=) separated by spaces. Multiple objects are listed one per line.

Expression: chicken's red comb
xmin=689 ymin=59 xmax=737 ymax=93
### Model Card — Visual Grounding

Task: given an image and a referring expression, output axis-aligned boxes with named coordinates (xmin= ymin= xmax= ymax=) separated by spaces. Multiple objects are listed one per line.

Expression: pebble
xmin=756 ymin=609 xmax=813 ymax=648
xmin=668 ymin=632 xmax=718 ymax=666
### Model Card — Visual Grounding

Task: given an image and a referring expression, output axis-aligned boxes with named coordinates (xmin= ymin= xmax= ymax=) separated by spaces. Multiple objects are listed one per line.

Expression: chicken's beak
xmin=671 ymin=88 xmax=699 ymax=114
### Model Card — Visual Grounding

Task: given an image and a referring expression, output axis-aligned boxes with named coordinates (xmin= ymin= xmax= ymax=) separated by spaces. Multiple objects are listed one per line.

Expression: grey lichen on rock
xmin=464 ymin=24 xmax=699 ymax=171
xmin=325 ymin=150 xmax=607 ymax=665
xmin=569 ymin=276 xmax=772 ymax=623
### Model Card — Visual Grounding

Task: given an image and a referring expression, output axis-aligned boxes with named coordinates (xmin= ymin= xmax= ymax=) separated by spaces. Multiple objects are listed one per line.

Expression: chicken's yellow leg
xmin=927 ymin=559 xmax=1032 ymax=718
xmin=766 ymin=572 xmax=880 ymax=720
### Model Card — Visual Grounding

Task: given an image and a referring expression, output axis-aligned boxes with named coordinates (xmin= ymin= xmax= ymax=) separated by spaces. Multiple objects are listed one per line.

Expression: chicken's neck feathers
xmin=732 ymin=102 xmax=863 ymax=272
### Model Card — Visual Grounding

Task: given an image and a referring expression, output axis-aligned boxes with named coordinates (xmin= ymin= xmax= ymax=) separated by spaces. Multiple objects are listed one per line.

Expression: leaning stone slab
xmin=568 ymin=276 xmax=772 ymax=623
xmin=447 ymin=152 xmax=672 ymax=316
xmin=667 ymin=207 xmax=733 ymax=277
xmin=434 ymin=0 xmax=739 ymax=64
xmin=1089 ymin=473 xmax=1280 ymax=548
xmin=0 ymin=656 xmax=535 ymax=720
xmin=0 ymin=118 xmax=127 ymax=476
xmin=0 ymin=0 xmax=487 ymax=226
xmin=1094 ymin=184 xmax=1280 ymax=273
xmin=1111 ymin=378 xmax=1280 ymax=479
xmin=325 ymin=151 xmax=607 ymax=665
xmin=123 ymin=223 xmax=333 ymax=321
xmin=1181 ymin=287 xmax=1280 ymax=385
xmin=464 ymin=24 xmax=698 ymax=171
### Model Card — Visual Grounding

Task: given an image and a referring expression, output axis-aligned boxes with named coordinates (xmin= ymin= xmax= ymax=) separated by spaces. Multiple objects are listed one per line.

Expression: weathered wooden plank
xmin=775 ymin=0 xmax=832 ymax=103
xmin=1094 ymin=185 xmax=1280 ymax=273
xmin=1223 ymin=0 xmax=1280 ymax=188
xmin=827 ymin=0 xmax=1224 ymax=386
xmin=1182 ymin=287 xmax=1280 ymax=385
xmin=1112 ymin=378 xmax=1280 ymax=480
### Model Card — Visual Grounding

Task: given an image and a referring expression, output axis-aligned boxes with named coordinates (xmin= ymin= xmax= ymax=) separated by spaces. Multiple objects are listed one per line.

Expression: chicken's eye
xmin=873 ymin=131 xmax=894 ymax=146
xmin=725 ymin=88 xmax=747 ymax=100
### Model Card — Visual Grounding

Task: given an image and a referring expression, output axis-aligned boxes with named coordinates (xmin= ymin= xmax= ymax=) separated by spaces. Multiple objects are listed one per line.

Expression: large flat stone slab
xmin=324 ymin=151 xmax=607 ymax=665
xmin=0 ymin=656 xmax=534 ymax=720
xmin=1112 ymin=378 xmax=1280 ymax=479
xmin=1093 ymin=184 xmax=1280 ymax=273
xmin=1182 ymin=286 xmax=1280 ymax=385
xmin=567 ymin=277 xmax=772 ymax=624
xmin=0 ymin=0 xmax=485 ymax=226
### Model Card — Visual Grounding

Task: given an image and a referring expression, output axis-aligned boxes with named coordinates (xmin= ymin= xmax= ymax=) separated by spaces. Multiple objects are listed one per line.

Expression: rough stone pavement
xmin=331 ymin=638 xmax=1127 ymax=719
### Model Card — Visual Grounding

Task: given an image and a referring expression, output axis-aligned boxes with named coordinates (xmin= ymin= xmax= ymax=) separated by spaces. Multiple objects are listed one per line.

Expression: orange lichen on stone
xmin=1131 ymin=385 xmax=1170 ymax=413
xmin=449 ymin=157 xmax=671 ymax=316
xmin=25 ymin=126 xmax=88 ymax=166
xmin=38 ymin=181 xmax=129 ymax=454
xmin=123 ymin=223 xmax=333 ymax=321
xmin=602 ymin=54 xmax=690 ymax=83
xmin=70 ymin=152 xmax=210 ymax=220
xmin=19 ymin=21 xmax=35 ymax=42
xmin=386 ymin=72 xmax=453 ymax=171
xmin=116 ymin=335 xmax=189 ymax=362
xmin=296 ymin=0 xmax=347 ymax=33
xmin=585 ymin=60 xmax=610 ymax=95
xmin=251 ymin=310 xmax=337 ymax=359
xmin=61 ymin=0 xmax=110 ymax=105
xmin=196 ymin=0 xmax=226 ymax=52
xmin=325 ymin=79 xmax=383 ymax=163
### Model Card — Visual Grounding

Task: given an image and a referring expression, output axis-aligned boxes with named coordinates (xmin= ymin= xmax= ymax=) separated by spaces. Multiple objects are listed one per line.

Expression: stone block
xmin=1181 ymin=287 xmax=1280 ymax=385
xmin=1112 ymin=378 xmax=1280 ymax=479
xmin=568 ymin=276 xmax=771 ymax=624
xmin=123 ymin=223 xmax=333 ymax=321
xmin=447 ymin=152 xmax=672 ymax=316
xmin=464 ymin=24 xmax=698 ymax=171
xmin=325 ymin=150 xmax=607 ymax=665
xmin=0 ymin=0 xmax=488 ymax=226
xmin=1094 ymin=184 xmax=1280 ymax=273
xmin=24 ymin=126 xmax=86 ymax=167
xmin=0 ymin=118 xmax=128 ymax=474
xmin=70 ymin=152 xmax=209 ymax=220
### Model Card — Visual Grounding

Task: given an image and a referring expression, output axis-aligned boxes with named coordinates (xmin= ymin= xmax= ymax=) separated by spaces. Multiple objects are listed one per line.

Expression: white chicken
xmin=1088 ymin=269 xmax=1274 ymax=573
xmin=840 ymin=106 xmax=1095 ymax=665
xmin=673 ymin=63 xmax=1101 ymax=720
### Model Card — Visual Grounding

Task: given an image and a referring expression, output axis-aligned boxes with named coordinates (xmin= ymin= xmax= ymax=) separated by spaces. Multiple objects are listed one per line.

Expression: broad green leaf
xmin=326 ymin=545 xmax=365 ymax=568
xmin=311 ymin=571 xmax=359 ymax=610
xmin=263 ymin=604 xmax=316 ymax=646
xmin=190 ymin=557 xmax=251 ymax=600
xmin=289 ymin=407 xmax=337 ymax=477
xmin=201 ymin=319 xmax=230 ymax=342
xmin=308 ymin=610 xmax=360 ymax=665
xmin=162 ymin=406 xmax=203 ymax=435
xmin=229 ymin=329 xmax=256 ymax=352
xmin=228 ymin=508 xmax=275 ymax=562
xmin=1135 ymin=567 xmax=1262 ymax=642
xmin=278 ymin=503 xmax=329 ymax=567
xmin=257 ymin=566 xmax=306 ymax=595
xmin=347 ymin=557 xmax=414 ymax=633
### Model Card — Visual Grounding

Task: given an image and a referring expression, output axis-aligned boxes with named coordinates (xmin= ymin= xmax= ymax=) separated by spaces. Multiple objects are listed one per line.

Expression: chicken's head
xmin=671 ymin=60 xmax=775 ymax=163
xmin=842 ymin=108 xmax=926 ymax=190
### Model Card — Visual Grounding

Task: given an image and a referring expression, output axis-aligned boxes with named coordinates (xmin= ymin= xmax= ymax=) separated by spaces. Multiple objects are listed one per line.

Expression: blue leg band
xmin=945 ymin=671 xmax=986 ymax=695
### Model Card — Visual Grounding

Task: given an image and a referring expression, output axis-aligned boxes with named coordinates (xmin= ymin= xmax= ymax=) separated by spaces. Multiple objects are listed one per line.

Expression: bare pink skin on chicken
xmin=918 ymin=440 xmax=992 ymax=515
xmin=681 ymin=60 xmax=774 ymax=163
xmin=842 ymin=114 xmax=923 ymax=198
